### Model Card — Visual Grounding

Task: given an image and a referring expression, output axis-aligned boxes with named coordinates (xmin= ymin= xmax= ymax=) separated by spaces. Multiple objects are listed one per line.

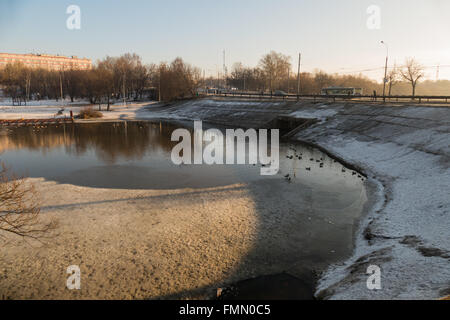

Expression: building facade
xmin=0 ymin=53 xmax=92 ymax=71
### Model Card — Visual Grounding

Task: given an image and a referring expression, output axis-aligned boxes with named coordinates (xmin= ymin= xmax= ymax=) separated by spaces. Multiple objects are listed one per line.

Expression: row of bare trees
xmin=0 ymin=53 xmax=201 ymax=106
xmin=0 ymin=50 xmax=435 ymax=106
xmin=225 ymin=52 xmax=426 ymax=97
xmin=227 ymin=64 xmax=383 ymax=95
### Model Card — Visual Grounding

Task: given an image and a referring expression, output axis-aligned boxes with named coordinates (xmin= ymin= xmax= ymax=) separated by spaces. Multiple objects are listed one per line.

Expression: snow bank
xmin=292 ymin=103 xmax=450 ymax=299
xmin=0 ymin=101 xmax=156 ymax=120
xmin=289 ymin=104 xmax=342 ymax=122
xmin=0 ymin=98 xmax=90 ymax=107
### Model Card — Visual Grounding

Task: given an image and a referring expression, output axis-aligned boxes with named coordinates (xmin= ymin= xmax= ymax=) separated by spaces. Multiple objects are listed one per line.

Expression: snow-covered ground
xmin=291 ymin=103 xmax=450 ymax=299
xmin=289 ymin=106 xmax=341 ymax=122
xmin=0 ymin=98 xmax=284 ymax=123
xmin=0 ymin=98 xmax=91 ymax=107
xmin=0 ymin=99 xmax=157 ymax=120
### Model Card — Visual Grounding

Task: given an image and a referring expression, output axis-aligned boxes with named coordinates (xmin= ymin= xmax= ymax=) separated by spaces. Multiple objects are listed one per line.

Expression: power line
xmin=337 ymin=64 xmax=450 ymax=75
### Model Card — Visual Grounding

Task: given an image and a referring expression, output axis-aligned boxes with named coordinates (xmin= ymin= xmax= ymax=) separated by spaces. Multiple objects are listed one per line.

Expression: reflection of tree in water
xmin=0 ymin=122 xmax=190 ymax=164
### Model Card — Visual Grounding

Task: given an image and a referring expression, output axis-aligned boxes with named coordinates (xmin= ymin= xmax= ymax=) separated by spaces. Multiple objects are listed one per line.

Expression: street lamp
xmin=381 ymin=41 xmax=389 ymax=102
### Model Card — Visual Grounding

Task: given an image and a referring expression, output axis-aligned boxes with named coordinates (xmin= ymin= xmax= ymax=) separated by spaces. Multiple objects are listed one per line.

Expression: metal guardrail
xmin=210 ymin=92 xmax=450 ymax=104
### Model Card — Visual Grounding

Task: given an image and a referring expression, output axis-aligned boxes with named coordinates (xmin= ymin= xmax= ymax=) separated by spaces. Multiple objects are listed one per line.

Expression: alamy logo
xmin=366 ymin=265 xmax=382 ymax=290
xmin=66 ymin=265 xmax=81 ymax=290
xmin=366 ymin=5 xmax=381 ymax=30
xmin=171 ymin=121 xmax=279 ymax=175
xmin=66 ymin=5 xmax=81 ymax=30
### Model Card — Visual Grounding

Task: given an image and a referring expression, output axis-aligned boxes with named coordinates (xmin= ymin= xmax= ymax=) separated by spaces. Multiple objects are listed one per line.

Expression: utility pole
xmin=25 ymin=71 xmax=31 ymax=102
xmin=381 ymin=41 xmax=388 ymax=103
xmin=59 ymin=72 xmax=63 ymax=103
xmin=203 ymin=69 xmax=206 ymax=93
xmin=388 ymin=62 xmax=397 ymax=97
xmin=123 ymin=70 xmax=127 ymax=107
xmin=436 ymin=64 xmax=440 ymax=81
xmin=296 ymin=53 xmax=302 ymax=96
xmin=287 ymin=68 xmax=290 ymax=94
xmin=158 ymin=68 xmax=161 ymax=102
xmin=223 ymin=50 xmax=227 ymax=89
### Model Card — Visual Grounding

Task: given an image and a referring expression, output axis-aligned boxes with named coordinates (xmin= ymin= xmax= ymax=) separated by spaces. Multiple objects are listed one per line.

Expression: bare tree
xmin=400 ymin=58 xmax=424 ymax=97
xmin=158 ymin=58 xmax=201 ymax=101
xmin=1 ymin=62 xmax=28 ymax=105
xmin=313 ymin=70 xmax=332 ymax=94
xmin=228 ymin=63 xmax=266 ymax=91
xmin=259 ymin=51 xmax=291 ymax=92
xmin=387 ymin=66 xmax=400 ymax=97
xmin=0 ymin=163 xmax=57 ymax=241
xmin=96 ymin=59 xmax=115 ymax=110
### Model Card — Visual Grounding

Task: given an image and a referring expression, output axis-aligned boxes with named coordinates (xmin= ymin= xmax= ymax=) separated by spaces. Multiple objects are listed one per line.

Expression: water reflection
xmin=0 ymin=122 xmax=177 ymax=164
xmin=0 ymin=121 xmax=366 ymax=195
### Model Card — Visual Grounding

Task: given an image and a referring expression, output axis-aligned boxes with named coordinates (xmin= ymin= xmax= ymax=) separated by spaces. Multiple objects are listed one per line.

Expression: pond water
xmin=0 ymin=121 xmax=368 ymax=299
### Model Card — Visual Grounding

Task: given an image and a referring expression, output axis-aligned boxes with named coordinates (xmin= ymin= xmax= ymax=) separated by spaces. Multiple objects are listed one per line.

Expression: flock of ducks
xmin=283 ymin=145 xmax=366 ymax=183
xmin=31 ymin=124 xmax=56 ymax=133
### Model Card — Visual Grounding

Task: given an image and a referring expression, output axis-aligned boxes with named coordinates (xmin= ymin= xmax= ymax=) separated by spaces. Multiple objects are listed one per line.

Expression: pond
xmin=0 ymin=121 xmax=368 ymax=299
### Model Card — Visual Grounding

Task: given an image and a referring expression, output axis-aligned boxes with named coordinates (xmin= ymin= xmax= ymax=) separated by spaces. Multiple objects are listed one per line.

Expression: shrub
xmin=0 ymin=163 xmax=57 ymax=241
xmin=78 ymin=107 xmax=103 ymax=119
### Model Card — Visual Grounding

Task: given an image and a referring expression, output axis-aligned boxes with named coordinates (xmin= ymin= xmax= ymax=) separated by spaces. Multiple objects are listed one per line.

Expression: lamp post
xmin=381 ymin=41 xmax=389 ymax=103
xmin=297 ymin=53 xmax=301 ymax=96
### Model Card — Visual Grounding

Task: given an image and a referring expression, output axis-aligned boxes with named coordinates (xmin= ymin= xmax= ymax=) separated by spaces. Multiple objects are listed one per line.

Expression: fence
xmin=211 ymin=92 xmax=450 ymax=104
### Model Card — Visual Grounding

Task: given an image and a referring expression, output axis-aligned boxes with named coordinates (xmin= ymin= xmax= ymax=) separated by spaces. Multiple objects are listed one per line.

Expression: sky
xmin=1 ymin=0 xmax=450 ymax=81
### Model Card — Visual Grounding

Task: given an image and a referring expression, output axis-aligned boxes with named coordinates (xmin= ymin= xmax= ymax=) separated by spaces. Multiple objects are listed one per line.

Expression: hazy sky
xmin=1 ymin=0 xmax=450 ymax=81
